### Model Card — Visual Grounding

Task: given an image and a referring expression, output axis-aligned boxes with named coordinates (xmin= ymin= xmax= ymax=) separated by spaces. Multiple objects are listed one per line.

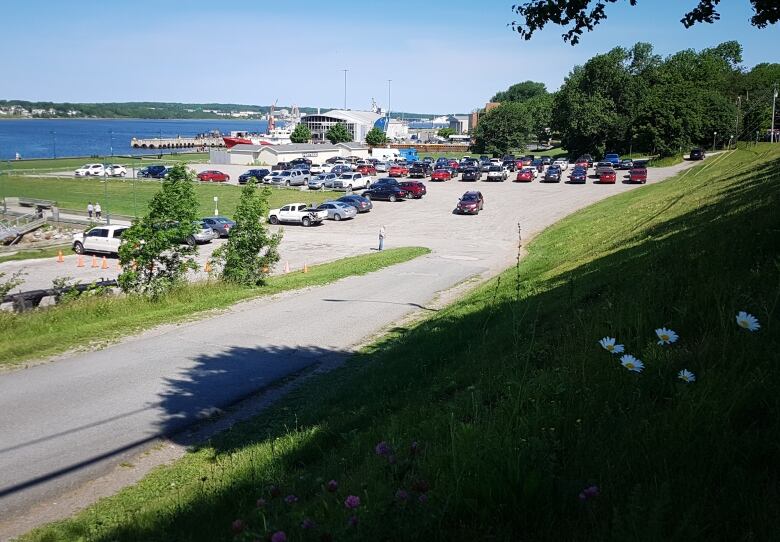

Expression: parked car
xmin=104 ymin=164 xmax=127 ymax=177
xmin=543 ymin=166 xmax=562 ymax=183
xmin=269 ymin=169 xmax=309 ymax=186
xmin=569 ymin=167 xmax=588 ymax=184
xmin=430 ymin=169 xmax=453 ymax=182
xmin=74 ymin=163 xmax=105 ymax=177
xmin=362 ymin=184 xmax=408 ymax=202
xmin=198 ymin=170 xmax=230 ymax=182
xmin=485 ymin=165 xmax=508 ymax=182
xmin=201 ymin=216 xmax=235 ymax=237
xmin=355 ymin=164 xmax=377 ymax=176
xmin=317 ymin=201 xmax=357 ymax=221
xmin=629 ymin=167 xmax=648 ymax=183
xmin=137 ymin=165 xmax=168 ymax=178
xmin=540 ymin=156 xmax=552 ymax=165
xmin=448 ymin=160 xmax=460 ymax=172
xmin=604 ymin=153 xmax=621 ymax=167
xmin=330 ymin=164 xmax=352 ymax=175
xmin=191 ymin=221 xmax=219 ymax=244
xmin=619 ymin=159 xmax=634 ymax=170
xmin=388 ymin=164 xmax=409 ymax=177
xmin=599 ymin=168 xmax=617 ymax=184
xmin=334 ymin=173 xmax=370 ymax=190
xmin=690 ymin=148 xmax=705 ymax=160
xmin=238 ymin=169 xmax=270 ymax=184
xmin=409 ymin=162 xmax=431 ymax=178
xmin=308 ymin=173 xmax=338 ymax=190
xmin=455 ymin=191 xmax=484 ymax=215
xmin=576 ymin=154 xmax=595 ymax=167
xmin=552 ymin=158 xmax=569 ymax=170
xmin=515 ymin=168 xmax=537 ymax=182
xmin=398 ymin=180 xmax=426 ymax=198
xmin=375 ymin=162 xmax=390 ymax=173
xmin=461 ymin=167 xmax=482 ymax=181
xmin=574 ymin=158 xmax=589 ymax=169
xmin=309 ymin=163 xmax=324 ymax=175
xmin=268 ymin=203 xmax=327 ymax=226
xmin=531 ymin=158 xmax=545 ymax=172
xmin=595 ymin=161 xmax=614 ymax=176
xmin=520 ymin=157 xmax=533 ymax=166
xmin=502 ymin=160 xmax=517 ymax=172
xmin=72 ymin=225 xmax=127 ymax=255
xmin=479 ymin=161 xmax=492 ymax=172
xmin=337 ymin=194 xmax=373 ymax=213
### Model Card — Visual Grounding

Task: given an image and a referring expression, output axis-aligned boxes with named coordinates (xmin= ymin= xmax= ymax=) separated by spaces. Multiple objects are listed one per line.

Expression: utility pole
xmin=342 ymin=69 xmax=348 ymax=110
xmin=735 ymin=96 xmax=741 ymax=148
xmin=772 ymin=83 xmax=778 ymax=143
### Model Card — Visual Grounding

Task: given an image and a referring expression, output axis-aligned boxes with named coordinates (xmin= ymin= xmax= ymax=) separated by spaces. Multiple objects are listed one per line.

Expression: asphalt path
xmin=0 ymin=156 xmax=709 ymax=527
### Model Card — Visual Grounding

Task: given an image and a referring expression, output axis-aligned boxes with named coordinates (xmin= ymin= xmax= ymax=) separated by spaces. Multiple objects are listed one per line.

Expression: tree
xmin=214 ymin=180 xmax=282 ymax=286
xmin=491 ymin=81 xmax=547 ymax=103
xmin=510 ymin=1 xmax=778 ymax=45
xmin=325 ymin=123 xmax=352 ymax=144
xmin=118 ymin=164 xmax=199 ymax=297
xmin=437 ymin=127 xmax=456 ymax=139
xmin=290 ymin=124 xmax=311 ymax=143
xmin=471 ymin=102 xmax=531 ymax=156
xmin=365 ymin=127 xmax=388 ymax=146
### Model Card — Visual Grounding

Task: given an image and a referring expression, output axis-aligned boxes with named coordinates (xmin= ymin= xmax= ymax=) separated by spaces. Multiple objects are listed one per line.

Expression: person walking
xmin=87 ymin=202 xmax=94 ymax=218
xmin=95 ymin=202 xmax=102 ymax=220
xmin=378 ymin=224 xmax=386 ymax=251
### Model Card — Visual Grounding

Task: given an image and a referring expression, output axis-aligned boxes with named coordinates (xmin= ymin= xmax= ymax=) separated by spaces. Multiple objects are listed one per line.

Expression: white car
xmin=268 ymin=203 xmax=328 ymax=227
xmin=74 ymin=163 xmax=105 ymax=177
xmin=333 ymin=173 xmax=369 ymax=190
xmin=309 ymin=163 xmax=323 ymax=175
xmin=485 ymin=165 xmax=508 ymax=182
xmin=308 ymin=173 xmax=338 ymax=190
xmin=552 ymin=158 xmax=570 ymax=170
xmin=72 ymin=225 xmax=127 ymax=255
xmin=104 ymin=164 xmax=127 ymax=177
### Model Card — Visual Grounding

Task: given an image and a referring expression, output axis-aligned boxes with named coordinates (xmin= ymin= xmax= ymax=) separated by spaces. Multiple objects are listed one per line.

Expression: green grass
xmin=1 ymin=153 xmax=208 ymax=173
xmin=0 ymin=247 xmax=429 ymax=367
xmin=0 ymin=176 xmax=341 ymax=218
xmin=648 ymin=153 xmax=685 ymax=167
xmin=21 ymin=145 xmax=780 ymax=541
xmin=0 ymin=245 xmax=67 ymax=264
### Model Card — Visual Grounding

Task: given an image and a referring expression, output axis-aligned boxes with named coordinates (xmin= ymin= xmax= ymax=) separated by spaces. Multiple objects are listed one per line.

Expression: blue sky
xmin=1 ymin=0 xmax=777 ymax=114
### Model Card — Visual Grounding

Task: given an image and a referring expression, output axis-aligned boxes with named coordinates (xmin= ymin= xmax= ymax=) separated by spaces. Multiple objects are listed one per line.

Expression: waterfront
xmin=0 ymin=118 xmax=269 ymax=160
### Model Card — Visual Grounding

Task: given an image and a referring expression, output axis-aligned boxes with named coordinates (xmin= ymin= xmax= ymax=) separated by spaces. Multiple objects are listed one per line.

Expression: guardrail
xmin=2 ymin=279 xmax=118 ymax=312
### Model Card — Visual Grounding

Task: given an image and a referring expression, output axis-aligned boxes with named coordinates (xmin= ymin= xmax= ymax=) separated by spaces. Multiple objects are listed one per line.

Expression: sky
xmin=1 ymin=0 xmax=777 ymax=114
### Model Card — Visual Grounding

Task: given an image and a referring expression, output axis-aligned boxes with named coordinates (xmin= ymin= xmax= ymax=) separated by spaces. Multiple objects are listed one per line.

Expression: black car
xmin=569 ymin=167 xmax=588 ymax=184
xmin=337 ymin=194 xmax=373 ymax=213
xmin=690 ymin=148 xmax=705 ymax=160
xmin=409 ymin=162 xmax=431 ymax=178
xmin=543 ymin=166 xmax=562 ymax=182
xmin=272 ymin=161 xmax=293 ymax=171
xmin=461 ymin=167 xmax=482 ymax=181
xmin=138 ymin=165 xmax=167 ymax=178
xmin=531 ymin=159 xmax=545 ymax=172
xmin=362 ymin=184 xmax=407 ymax=202
xmin=372 ymin=177 xmax=402 ymax=188
xmin=238 ymin=168 xmax=270 ymax=184
xmin=290 ymin=157 xmax=312 ymax=166
xmin=502 ymin=160 xmax=517 ymax=172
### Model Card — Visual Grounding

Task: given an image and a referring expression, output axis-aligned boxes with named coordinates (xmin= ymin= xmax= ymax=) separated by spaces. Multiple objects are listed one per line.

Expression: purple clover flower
xmin=395 ymin=489 xmax=409 ymax=501
xmin=301 ymin=518 xmax=315 ymax=530
xmin=326 ymin=479 xmax=339 ymax=492
xmin=270 ymin=531 xmax=287 ymax=542
xmin=284 ymin=494 xmax=298 ymax=505
xmin=344 ymin=495 xmax=361 ymax=509
xmin=375 ymin=441 xmax=392 ymax=456
xmin=578 ymin=485 xmax=600 ymax=501
xmin=347 ymin=515 xmax=359 ymax=527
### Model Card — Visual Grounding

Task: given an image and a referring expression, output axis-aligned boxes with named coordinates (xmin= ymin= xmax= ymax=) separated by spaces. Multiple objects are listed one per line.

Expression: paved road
xmin=0 ymin=157 xmax=708 ymax=526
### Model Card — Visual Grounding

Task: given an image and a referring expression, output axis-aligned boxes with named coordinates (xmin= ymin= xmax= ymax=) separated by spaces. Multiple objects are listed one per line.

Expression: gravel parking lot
xmin=1 ymin=160 xmax=702 ymax=295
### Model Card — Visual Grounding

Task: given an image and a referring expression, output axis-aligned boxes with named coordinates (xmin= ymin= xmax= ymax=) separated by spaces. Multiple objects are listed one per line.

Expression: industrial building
xmin=210 ymin=142 xmax=370 ymax=166
xmin=300 ymin=109 xmax=383 ymax=143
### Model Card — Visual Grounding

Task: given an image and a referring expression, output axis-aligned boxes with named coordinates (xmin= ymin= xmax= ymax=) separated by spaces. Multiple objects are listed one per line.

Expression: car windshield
xmin=462 ymin=194 xmax=478 ymax=202
xmin=489 ymin=166 xmax=501 ymax=171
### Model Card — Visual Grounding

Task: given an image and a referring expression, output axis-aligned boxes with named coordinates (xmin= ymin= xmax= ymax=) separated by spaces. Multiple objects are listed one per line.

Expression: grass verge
xmin=21 ymin=145 xmax=780 ymax=541
xmin=0 ymin=245 xmax=68 ymax=264
xmin=0 ymin=247 xmax=429 ymax=368
xmin=1 ymin=153 xmax=208 ymax=173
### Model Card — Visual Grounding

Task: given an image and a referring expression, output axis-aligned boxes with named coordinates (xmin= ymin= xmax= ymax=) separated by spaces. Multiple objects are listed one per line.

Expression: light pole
xmin=712 ymin=131 xmax=717 ymax=151
xmin=772 ymin=83 xmax=778 ymax=143
xmin=729 ymin=135 xmax=733 ymax=150
xmin=213 ymin=196 xmax=219 ymax=216
xmin=51 ymin=131 xmax=57 ymax=159
xmin=109 ymin=130 xmax=114 ymax=157
xmin=342 ymin=69 xmax=348 ymax=110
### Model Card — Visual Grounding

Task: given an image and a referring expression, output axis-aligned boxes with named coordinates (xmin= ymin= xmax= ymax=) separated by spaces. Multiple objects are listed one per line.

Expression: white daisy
xmin=598 ymin=337 xmax=625 ymax=354
xmin=677 ymin=369 xmax=696 ymax=383
xmin=655 ymin=327 xmax=679 ymax=345
xmin=736 ymin=311 xmax=760 ymax=332
xmin=620 ymin=354 xmax=644 ymax=373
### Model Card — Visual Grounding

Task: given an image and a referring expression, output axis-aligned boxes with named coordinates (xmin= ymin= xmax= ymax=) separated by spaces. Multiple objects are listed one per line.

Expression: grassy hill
xmin=24 ymin=145 xmax=780 ymax=541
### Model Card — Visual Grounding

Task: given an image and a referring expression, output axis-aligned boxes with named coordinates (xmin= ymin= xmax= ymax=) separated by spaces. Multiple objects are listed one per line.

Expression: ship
xmin=222 ymin=102 xmax=299 ymax=148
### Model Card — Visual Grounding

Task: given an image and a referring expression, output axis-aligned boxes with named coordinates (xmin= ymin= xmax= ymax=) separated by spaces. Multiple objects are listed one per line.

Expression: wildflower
xmin=344 ymin=495 xmax=361 ymax=509
xmin=395 ymin=489 xmax=409 ymax=501
xmin=655 ymin=327 xmax=679 ymax=345
xmin=736 ymin=311 xmax=760 ymax=331
xmin=347 ymin=515 xmax=359 ymax=528
xmin=418 ymin=494 xmax=429 ymax=504
xmin=375 ymin=441 xmax=392 ymax=456
xmin=256 ymin=498 xmax=266 ymax=508
xmin=410 ymin=441 xmax=420 ymax=455
xmin=230 ymin=519 xmax=245 ymax=535
xmin=578 ymin=485 xmax=600 ymax=501
xmin=326 ymin=479 xmax=339 ymax=493
xmin=598 ymin=337 xmax=624 ymax=354
xmin=301 ymin=518 xmax=316 ymax=530
xmin=271 ymin=531 xmax=287 ymax=542
xmin=677 ymin=369 xmax=696 ymax=383
xmin=620 ymin=354 xmax=644 ymax=373
xmin=284 ymin=494 xmax=298 ymax=505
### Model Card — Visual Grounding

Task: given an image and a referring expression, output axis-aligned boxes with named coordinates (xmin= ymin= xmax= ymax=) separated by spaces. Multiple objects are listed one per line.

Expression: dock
xmin=130 ymin=135 xmax=225 ymax=149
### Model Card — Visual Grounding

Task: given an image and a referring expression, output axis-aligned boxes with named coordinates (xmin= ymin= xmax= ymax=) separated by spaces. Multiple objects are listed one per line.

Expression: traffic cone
xmin=91 ymin=255 xmax=98 ymax=268
xmin=205 ymin=260 xmax=212 ymax=273
xmin=284 ymin=261 xmax=290 ymax=273
xmin=57 ymin=250 xmax=64 ymax=263
xmin=101 ymin=256 xmax=108 ymax=270
xmin=303 ymin=263 xmax=308 ymax=273
xmin=77 ymin=255 xmax=84 ymax=268
xmin=262 ymin=266 xmax=269 ymax=273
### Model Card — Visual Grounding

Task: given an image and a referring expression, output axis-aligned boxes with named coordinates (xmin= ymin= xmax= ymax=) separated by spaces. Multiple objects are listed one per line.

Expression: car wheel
xmin=302 ymin=217 xmax=311 ymax=227
xmin=334 ymin=213 xmax=342 ymax=221
xmin=389 ymin=194 xmax=397 ymax=202
xmin=347 ymin=184 xmax=353 ymax=190
xmin=363 ymin=193 xmax=371 ymax=200
xmin=186 ymin=236 xmax=196 ymax=247
xmin=285 ymin=180 xmax=290 ymax=186
xmin=120 ymin=172 xmax=126 ymax=177
xmin=269 ymin=215 xmax=279 ymax=225
xmin=73 ymin=241 xmax=84 ymax=254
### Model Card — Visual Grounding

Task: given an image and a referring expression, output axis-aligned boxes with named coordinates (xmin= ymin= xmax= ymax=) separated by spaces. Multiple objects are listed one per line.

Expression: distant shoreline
xmin=0 ymin=117 xmax=264 ymax=121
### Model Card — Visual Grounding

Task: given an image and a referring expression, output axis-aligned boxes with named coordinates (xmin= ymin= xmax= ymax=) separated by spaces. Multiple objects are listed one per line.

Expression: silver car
xmin=190 ymin=221 xmax=219 ymax=245
xmin=316 ymin=201 xmax=357 ymax=221
xmin=375 ymin=162 xmax=389 ymax=173
xmin=308 ymin=173 xmax=337 ymax=190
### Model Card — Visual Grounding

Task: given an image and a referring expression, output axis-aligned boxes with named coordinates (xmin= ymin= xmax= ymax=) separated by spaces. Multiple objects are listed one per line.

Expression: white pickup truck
xmin=333 ymin=172 xmax=370 ymax=190
xmin=268 ymin=203 xmax=328 ymax=227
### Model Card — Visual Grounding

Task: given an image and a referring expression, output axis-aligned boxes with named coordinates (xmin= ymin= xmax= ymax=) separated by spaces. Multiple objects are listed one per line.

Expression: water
xmin=0 ymin=118 xmax=271 ymax=160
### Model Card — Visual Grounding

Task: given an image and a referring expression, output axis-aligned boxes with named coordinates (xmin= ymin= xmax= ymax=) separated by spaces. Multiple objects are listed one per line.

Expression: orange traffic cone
xmin=262 ymin=266 xmax=269 ymax=273
xmin=284 ymin=261 xmax=290 ymax=273
xmin=205 ymin=260 xmax=212 ymax=273
xmin=101 ymin=256 xmax=109 ymax=270
xmin=91 ymin=255 xmax=98 ymax=268
xmin=57 ymin=250 xmax=64 ymax=263
xmin=77 ymin=255 xmax=84 ymax=268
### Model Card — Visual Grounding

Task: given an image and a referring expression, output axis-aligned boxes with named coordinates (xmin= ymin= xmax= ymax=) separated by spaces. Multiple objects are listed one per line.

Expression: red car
xmin=448 ymin=160 xmax=460 ymax=173
xmin=430 ymin=169 xmax=453 ymax=181
xmin=629 ymin=167 xmax=647 ymax=183
xmin=355 ymin=164 xmax=377 ymax=176
xmin=388 ymin=165 xmax=408 ymax=177
xmin=515 ymin=169 xmax=535 ymax=182
xmin=599 ymin=168 xmax=617 ymax=184
xmin=198 ymin=170 xmax=230 ymax=182
xmin=399 ymin=180 xmax=427 ymax=199
xmin=574 ymin=159 xmax=589 ymax=169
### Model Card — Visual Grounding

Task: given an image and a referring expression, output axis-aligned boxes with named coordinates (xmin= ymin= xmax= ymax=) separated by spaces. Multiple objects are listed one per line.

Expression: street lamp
xmin=712 ymin=131 xmax=717 ymax=151
xmin=213 ymin=196 xmax=219 ymax=216
xmin=51 ymin=131 xmax=57 ymax=159
xmin=729 ymin=134 xmax=733 ymax=150
xmin=109 ymin=130 xmax=114 ymax=157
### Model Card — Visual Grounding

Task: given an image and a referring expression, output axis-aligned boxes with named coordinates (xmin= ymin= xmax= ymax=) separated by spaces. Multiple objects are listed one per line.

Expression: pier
xmin=130 ymin=135 xmax=225 ymax=149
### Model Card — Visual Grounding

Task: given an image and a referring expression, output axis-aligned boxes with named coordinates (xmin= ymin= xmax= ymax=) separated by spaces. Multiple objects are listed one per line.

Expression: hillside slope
xmin=25 ymin=146 xmax=780 ymax=541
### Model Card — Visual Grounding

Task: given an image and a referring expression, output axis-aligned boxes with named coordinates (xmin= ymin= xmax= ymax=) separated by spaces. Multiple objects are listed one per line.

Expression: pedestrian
xmin=95 ymin=202 xmax=102 ymax=219
xmin=87 ymin=202 xmax=93 ymax=218
xmin=378 ymin=224 xmax=386 ymax=251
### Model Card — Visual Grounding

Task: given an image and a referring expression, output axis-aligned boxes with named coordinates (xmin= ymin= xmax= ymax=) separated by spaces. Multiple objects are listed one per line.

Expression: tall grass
xmin=22 ymin=145 xmax=780 ymax=541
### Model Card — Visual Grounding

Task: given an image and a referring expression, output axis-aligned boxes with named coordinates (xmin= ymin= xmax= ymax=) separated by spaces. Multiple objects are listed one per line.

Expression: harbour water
xmin=0 ymin=118 xmax=270 ymax=160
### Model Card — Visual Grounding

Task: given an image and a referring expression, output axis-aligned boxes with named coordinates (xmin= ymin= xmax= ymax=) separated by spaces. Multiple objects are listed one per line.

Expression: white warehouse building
xmin=210 ymin=142 xmax=370 ymax=166
xmin=300 ymin=109 xmax=383 ymax=143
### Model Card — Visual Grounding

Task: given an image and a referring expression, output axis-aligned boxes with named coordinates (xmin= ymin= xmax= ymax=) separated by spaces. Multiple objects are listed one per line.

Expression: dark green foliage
xmin=325 ymin=123 xmax=352 ymax=144
xmin=436 ymin=127 xmax=456 ymax=139
xmin=365 ymin=127 xmax=388 ymax=146
xmin=214 ymin=181 xmax=282 ymax=286
xmin=471 ymin=102 xmax=531 ymax=155
xmin=117 ymin=164 xmax=198 ymax=297
xmin=491 ymin=80 xmax=548 ymax=103
xmin=289 ymin=124 xmax=311 ymax=144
